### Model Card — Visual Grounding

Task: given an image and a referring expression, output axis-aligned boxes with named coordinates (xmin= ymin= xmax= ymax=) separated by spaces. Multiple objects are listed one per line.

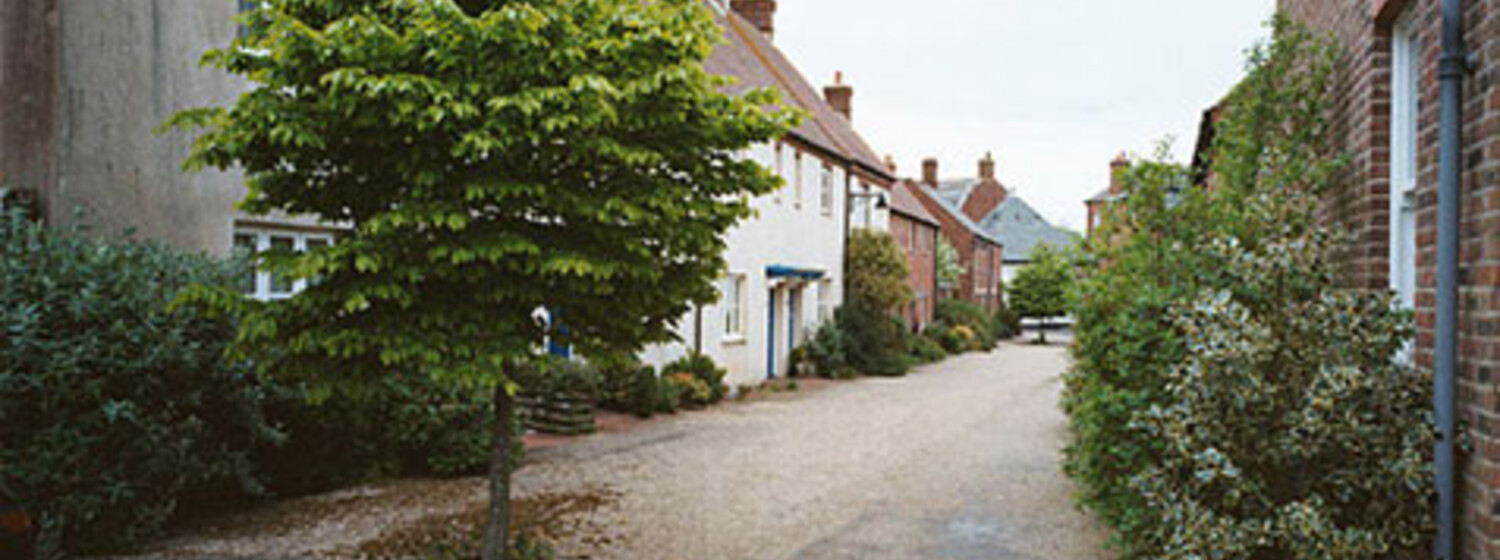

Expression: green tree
xmin=1008 ymin=243 xmax=1072 ymax=344
xmin=167 ymin=1 xmax=792 ymax=557
xmin=935 ymin=237 xmax=963 ymax=297
xmin=846 ymin=228 xmax=912 ymax=312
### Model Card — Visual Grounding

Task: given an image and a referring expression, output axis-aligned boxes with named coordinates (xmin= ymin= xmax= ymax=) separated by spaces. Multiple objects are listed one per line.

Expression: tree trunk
xmin=481 ymin=383 xmax=516 ymax=560
xmin=1039 ymin=318 xmax=1048 ymax=345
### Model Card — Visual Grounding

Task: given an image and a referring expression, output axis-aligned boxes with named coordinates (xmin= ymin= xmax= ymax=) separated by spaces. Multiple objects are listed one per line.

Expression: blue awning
xmin=766 ymin=265 xmax=826 ymax=280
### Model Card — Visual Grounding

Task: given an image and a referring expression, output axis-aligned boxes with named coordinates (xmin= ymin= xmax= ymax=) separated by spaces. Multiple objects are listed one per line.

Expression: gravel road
xmin=520 ymin=342 xmax=1110 ymax=560
xmin=117 ymin=342 xmax=1109 ymax=560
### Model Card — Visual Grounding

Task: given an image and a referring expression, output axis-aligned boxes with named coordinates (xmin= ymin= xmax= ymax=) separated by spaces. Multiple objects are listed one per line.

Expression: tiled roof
xmin=704 ymin=5 xmax=891 ymax=179
xmin=979 ymin=197 xmax=1080 ymax=263
xmin=915 ymin=187 xmax=1005 ymax=247
xmin=889 ymin=180 xmax=941 ymax=227
xmin=936 ymin=178 xmax=1078 ymax=262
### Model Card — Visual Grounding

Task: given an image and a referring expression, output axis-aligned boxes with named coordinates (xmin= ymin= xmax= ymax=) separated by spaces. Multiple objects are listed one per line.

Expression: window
xmin=774 ymin=142 xmax=785 ymax=204
xmin=820 ymin=164 xmax=835 ymax=215
xmin=723 ymin=274 xmax=746 ymax=338
xmin=234 ymin=227 xmax=335 ymax=301
xmin=794 ymin=151 xmax=804 ymax=209
xmin=818 ymin=279 xmax=835 ymax=324
xmin=1390 ymin=13 xmax=1420 ymax=310
xmin=238 ymin=0 xmax=260 ymax=39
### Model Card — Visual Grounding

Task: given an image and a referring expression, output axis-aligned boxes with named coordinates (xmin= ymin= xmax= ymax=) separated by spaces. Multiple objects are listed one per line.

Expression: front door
xmin=767 ymin=287 xmax=779 ymax=379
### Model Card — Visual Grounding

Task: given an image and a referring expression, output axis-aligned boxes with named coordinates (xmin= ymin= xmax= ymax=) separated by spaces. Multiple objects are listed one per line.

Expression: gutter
xmin=1436 ymin=0 xmax=1468 ymax=557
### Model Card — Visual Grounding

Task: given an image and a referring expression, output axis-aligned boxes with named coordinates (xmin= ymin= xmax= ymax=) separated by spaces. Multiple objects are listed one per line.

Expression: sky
xmin=772 ymin=0 xmax=1276 ymax=232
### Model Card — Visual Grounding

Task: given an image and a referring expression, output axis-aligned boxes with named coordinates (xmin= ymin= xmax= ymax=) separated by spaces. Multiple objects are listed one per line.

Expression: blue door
xmin=766 ymin=288 xmax=777 ymax=379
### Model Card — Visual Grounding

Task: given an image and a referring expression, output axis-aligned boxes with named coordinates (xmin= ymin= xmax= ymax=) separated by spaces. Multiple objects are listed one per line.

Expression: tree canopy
xmin=1009 ymin=243 xmax=1073 ymax=342
xmin=168 ymin=0 xmax=795 ymax=555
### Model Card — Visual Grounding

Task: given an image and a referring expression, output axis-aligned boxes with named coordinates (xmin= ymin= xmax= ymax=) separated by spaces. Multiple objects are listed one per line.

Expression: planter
xmin=518 ymin=391 xmax=597 ymax=436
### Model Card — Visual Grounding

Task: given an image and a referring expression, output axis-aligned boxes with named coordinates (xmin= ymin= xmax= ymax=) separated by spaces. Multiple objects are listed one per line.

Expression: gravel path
xmin=120 ymin=342 xmax=1109 ymax=560
xmin=520 ymin=342 xmax=1109 ymax=560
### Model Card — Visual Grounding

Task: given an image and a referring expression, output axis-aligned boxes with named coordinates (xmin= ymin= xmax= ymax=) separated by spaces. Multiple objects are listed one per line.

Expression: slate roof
xmin=980 ymin=197 xmax=1080 ymax=263
xmin=704 ymin=4 xmax=891 ymax=180
xmin=915 ymin=188 xmax=1005 ymax=247
xmin=936 ymin=178 xmax=1077 ymax=263
xmin=890 ymin=180 xmax=941 ymax=227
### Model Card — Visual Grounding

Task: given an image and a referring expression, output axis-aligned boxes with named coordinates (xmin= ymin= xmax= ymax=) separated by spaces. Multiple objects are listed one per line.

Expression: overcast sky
xmin=772 ymin=0 xmax=1276 ymax=232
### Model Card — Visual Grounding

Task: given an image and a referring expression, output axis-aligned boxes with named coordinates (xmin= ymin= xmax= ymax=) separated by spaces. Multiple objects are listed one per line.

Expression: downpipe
xmin=1436 ymin=0 xmax=1467 ymax=557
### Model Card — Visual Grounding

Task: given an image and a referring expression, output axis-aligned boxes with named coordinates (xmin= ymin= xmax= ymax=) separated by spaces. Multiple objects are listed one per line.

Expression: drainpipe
xmin=1436 ymin=0 xmax=1467 ymax=557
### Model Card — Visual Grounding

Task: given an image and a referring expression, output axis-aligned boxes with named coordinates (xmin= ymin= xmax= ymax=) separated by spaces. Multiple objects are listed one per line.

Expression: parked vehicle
xmin=0 ymin=482 xmax=34 ymax=560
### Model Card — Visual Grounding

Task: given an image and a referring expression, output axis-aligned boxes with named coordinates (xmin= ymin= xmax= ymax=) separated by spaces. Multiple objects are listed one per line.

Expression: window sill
xmin=723 ymin=335 xmax=748 ymax=346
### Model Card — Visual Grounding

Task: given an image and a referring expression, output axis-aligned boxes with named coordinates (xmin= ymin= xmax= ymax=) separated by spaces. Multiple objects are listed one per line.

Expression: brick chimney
xmin=730 ymin=0 xmax=776 ymax=40
xmin=824 ymin=72 xmax=853 ymax=122
xmin=1109 ymin=152 xmax=1130 ymax=195
xmin=922 ymin=158 xmax=939 ymax=187
xmin=979 ymin=151 xmax=996 ymax=180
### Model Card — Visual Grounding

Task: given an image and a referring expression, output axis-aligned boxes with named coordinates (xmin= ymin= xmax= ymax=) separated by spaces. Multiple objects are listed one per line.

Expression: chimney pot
xmin=979 ymin=151 xmax=996 ymax=180
xmin=1109 ymin=152 xmax=1130 ymax=195
xmin=823 ymin=72 xmax=854 ymax=122
xmin=730 ymin=0 xmax=776 ymax=40
xmin=922 ymin=158 xmax=939 ymax=187
xmin=884 ymin=154 xmax=898 ymax=174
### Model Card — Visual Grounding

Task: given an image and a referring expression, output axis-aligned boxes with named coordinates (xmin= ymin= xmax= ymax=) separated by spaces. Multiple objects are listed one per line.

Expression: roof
xmin=917 ymin=188 xmax=1005 ymax=247
xmin=979 ymin=197 xmax=1080 ymax=263
xmin=889 ymin=180 xmax=941 ymax=227
xmin=934 ymin=179 xmax=979 ymax=208
xmin=704 ymin=5 xmax=891 ymax=181
xmin=1086 ymin=188 xmax=1121 ymax=204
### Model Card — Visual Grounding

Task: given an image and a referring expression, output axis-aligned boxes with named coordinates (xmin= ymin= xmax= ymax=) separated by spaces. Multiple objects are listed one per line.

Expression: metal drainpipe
xmin=1436 ymin=0 xmax=1467 ymax=556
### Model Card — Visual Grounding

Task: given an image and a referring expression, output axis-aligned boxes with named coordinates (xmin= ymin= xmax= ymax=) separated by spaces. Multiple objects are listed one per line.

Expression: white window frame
xmin=234 ymin=227 xmax=335 ymax=301
xmin=1390 ymin=13 xmax=1420 ymax=312
xmin=817 ymin=279 xmax=835 ymax=324
xmin=773 ymin=142 xmax=785 ymax=205
xmin=794 ymin=151 xmax=805 ymax=209
xmin=820 ymin=164 xmax=835 ymax=216
xmin=722 ymin=274 xmax=747 ymax=340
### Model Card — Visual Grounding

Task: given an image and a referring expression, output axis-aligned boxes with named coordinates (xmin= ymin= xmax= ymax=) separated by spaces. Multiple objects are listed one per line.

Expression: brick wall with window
xmin=1279 ymin=0 xmax=1500 ymax=556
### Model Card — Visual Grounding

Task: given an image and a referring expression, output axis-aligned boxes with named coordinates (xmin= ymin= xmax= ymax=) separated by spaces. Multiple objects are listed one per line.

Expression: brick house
xmin=922 ymin=155 xmax=1076 ymax=287
xmin=907 ymin=167 xmax=1006 ymax=313
xmin=1273 ymin=1 xmax=1499 ymax=556
xmin=1085 ymin=154 xmax=1132 ymax=240
xmin=888 ymin=178 xmax=942 ymax=330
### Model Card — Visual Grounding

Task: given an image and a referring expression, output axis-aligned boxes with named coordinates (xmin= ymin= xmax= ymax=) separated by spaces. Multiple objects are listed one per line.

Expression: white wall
xmin=643 ymin=141 xmax=849 ymax=387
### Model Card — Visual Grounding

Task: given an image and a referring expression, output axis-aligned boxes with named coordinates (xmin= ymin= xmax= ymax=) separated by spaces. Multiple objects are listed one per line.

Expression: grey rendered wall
xmin=52 ymin=0 xmax=249 ymax=255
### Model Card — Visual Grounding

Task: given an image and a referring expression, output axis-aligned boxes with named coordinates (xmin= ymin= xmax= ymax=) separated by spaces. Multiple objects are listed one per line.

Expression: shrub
xmin=846 ymin=229 xmax=912 ymax=312
xmin=662 ymin=354 xmax=727 ymax=404
xmin=924 ymin=322 xmax=966 ymax=354
xmin=657 ymin=372 xmax=713 ymax=411
xmin=805 ymin=322 xmax=855 ymax=379
xmin=1064 ymin=18 xmax=1433 ymax=558
xmin=0 ymin=204 xmax=274 ymax=558
xmin=1136 ymin=234 xmax=1433 ymax=558
xmin=906 ymin=331 xmax=947 ymax=364
xmin=596 ymin=354 xmax=658 ymax=419
xmin=837 ymin=302 xmax=909 ymax=377
xmin=935 ymin=299 xmax=997 ymax=350
xmin=992 ymin=283 xmax=1022 ymax=340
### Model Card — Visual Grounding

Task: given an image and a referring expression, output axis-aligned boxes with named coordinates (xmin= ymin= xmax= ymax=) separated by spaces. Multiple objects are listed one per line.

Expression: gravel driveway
xmin=520 ymin=342 xmax=1109 ymax=560
xmin=119 ymin=342 xmax=1109 ymax=560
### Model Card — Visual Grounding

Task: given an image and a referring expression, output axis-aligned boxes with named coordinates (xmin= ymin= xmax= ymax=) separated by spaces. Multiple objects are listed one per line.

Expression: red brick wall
xmin=961 ymin=179 xmax=1008 ymax=223
xmin=1280 ymin=0 xmax=1500 ymax=556
xmin=890 ymin=213 xmax=938 ymax=330
xmin=909 ymin=181 xmax=986 ymax=307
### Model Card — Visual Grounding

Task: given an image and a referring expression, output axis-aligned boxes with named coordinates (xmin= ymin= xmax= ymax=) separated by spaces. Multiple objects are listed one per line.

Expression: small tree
xmin=846 ymin=228 xmax=912 ymax=312
xmin=935 ymin=237 xmax=963 ymax=298
xmin=1009 ymin=243 xmax=1072 ymax=344
xmin=168 ymin=1 xmax=792 ymax=557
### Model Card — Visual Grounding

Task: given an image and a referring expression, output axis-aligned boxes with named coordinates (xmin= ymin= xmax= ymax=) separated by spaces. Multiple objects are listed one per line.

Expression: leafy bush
xmin=906 ymin=331 xmax=947 ymax=364
xmin=1064 ymin=18 xmax=1434 ymax=558
xmin=656 ymin=372 xmax=715 ymax=411
xmin=662 ymin=354 xmax=727 ymax=404
xmin=596 ymin=354 xmax=658 ymax=419
xmin=936 ymin=299 xmax=997 ymax=350
xmin=846 ymin=229 xmax=912 ymax=312
xmin=1010 ymin=244 xmax=1074 ymax=344
xmin=805 ymin=322 xmax=855 ymax=379
xmin=0 ymin=204 xmax=273 ymax=558
xmin=1137 ymin=234 xmax=1433 ymax=557
xmin=991 ymin=283 xmax=1022 ymax=339
xmin=923 ymin=323 xmax=965 ymax=354
xmin=837 ymin=302 xmax=909 ymax=377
